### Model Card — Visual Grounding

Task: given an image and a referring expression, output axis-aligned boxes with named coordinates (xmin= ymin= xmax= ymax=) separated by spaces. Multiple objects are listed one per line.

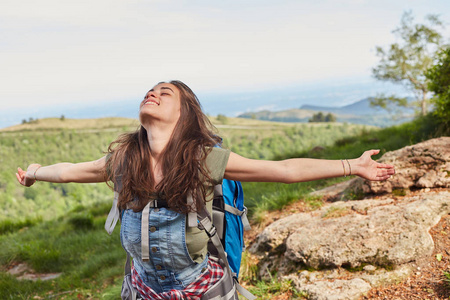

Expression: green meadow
xmin=0 ymin=115 xmax=442 ymax=299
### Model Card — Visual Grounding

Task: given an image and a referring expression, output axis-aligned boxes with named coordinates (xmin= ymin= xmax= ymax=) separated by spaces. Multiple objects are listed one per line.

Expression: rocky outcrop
xmin=249 ymin=138 xmax=450 ymax=300
xmin=361 ymin=137 xmax=450 ymax=194
xmin=251 ymin=191 xmax=449 ymax=267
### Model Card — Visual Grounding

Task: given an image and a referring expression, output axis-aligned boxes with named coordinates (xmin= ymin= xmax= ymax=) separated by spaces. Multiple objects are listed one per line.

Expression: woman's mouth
xmin=144 ymin=99 xmax=160 ymax=106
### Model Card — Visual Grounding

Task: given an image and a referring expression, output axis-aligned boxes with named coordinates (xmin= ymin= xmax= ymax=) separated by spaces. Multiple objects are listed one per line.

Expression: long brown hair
xmin=104 ymin=80 xmax=222 ymax=213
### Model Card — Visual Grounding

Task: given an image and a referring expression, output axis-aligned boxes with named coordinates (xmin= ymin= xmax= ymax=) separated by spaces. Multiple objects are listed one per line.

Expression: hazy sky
xmin=1 ymin=0 xmax=449 ymax=110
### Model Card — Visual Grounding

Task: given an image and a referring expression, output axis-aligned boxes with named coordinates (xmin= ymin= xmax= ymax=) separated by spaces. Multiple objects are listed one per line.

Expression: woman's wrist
xmin=341 ymin=159 xmax=358 ymax=177
xmin=347 ymin=158 xmax=359 ymax=177
xmin=30 ymin=164 xmax=42 ymax=181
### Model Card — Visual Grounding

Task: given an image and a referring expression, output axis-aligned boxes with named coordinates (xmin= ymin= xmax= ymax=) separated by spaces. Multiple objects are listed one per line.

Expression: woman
xmin=16 ymin=80 xmax=395 ymax=299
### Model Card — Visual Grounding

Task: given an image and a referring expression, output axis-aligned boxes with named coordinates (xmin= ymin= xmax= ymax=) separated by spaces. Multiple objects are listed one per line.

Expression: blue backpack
xmin=211 ymin=179 xmax=250 ymax=277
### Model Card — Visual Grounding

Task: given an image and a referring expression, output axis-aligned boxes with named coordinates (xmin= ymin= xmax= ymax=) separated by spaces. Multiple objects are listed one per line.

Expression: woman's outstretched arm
xmin=224 ymin=149 xmax=395 ymax=183
xmin=16 ymin=156 xmax=107 ymax=187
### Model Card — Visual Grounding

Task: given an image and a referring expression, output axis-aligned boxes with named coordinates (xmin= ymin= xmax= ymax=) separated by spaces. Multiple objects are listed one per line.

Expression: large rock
xmin=251 ymin=192 xmax=449 ymax=269
xmin=361 ymin=137 xmax=450 ymax=194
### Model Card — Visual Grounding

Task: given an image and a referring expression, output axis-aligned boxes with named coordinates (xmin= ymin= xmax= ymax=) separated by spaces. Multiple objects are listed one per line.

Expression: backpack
xmin=211 ymin=179 xmax=251 ymax=277
xmin=105 ymin=181 xmax=255 ymax=300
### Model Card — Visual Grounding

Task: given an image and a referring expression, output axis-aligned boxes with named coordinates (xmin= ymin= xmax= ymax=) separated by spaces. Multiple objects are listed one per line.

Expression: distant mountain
xmin=300 ymin=98 xmax=385 ymax=115
xmin=238 ymin=98 xmax=415 ymax=127
xmin=300 ymin=98 xmax=415 ymax=116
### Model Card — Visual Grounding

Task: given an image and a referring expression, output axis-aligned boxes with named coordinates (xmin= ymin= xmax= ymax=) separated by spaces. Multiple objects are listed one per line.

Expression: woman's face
xmin=139 ymin=83 xmax=181 ymax=126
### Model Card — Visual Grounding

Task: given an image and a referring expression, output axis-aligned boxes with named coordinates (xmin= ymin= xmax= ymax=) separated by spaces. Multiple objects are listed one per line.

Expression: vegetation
xmin=0 ymin=114 xmax=445 ymax=299
xmin=308 ymin=112 xmax=336 ymax=122
xmin=426 ymin=47 xmax=450 ymax=134
xmin=371 ymin=11 xmax=446 ymax=116
xmin=444 ymin=271 xmax=450 ymax=289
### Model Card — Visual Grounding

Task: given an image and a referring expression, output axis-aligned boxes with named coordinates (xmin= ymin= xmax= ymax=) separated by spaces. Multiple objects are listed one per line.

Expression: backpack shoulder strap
xmin=197 ymin=206 xmax=256 ymax=300
xmin=187 ymin=192 xmax=198 ymax=228
xmin=105 ymin=191 xmax=120 ymax=235
xmin=197 ymin=207 xmax=231 ymax=270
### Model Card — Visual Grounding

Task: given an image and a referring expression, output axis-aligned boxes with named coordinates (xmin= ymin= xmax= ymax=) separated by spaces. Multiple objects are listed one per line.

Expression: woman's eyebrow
xmin=160 ymin=87 xmax=174 ymax=93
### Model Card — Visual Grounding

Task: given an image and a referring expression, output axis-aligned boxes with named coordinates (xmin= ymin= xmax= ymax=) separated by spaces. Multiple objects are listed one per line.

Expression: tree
xmin=309 ymin=112 xmax=336 ymax=122
xmin=216 ymin=114 xmax=228 ymax=124
xmin=309 ymin=112 xmax=324 ymax=122
xmin=325 ymin=113 xmax=336 ymax=122
xmin=371 ymin=11 xmax=446 ymax=116
xmin=426 ymin=47 xmax=450 ymax=127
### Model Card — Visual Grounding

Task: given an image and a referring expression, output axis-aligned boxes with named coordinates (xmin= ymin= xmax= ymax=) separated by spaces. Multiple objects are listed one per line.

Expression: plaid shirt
xmin=132 ymin=259 xmax=224 ymax=300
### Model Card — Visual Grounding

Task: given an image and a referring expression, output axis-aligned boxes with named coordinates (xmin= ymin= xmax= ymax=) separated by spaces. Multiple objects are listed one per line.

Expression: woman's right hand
xmin=16 ymin=164 xmax=41 ymax=187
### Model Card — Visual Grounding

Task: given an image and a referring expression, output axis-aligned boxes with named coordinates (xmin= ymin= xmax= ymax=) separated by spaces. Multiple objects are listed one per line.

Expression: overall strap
xmin=139 ymin=199 xmax=169 ymax=262
xmin=141 ymin=202 xmax=151 ymax=262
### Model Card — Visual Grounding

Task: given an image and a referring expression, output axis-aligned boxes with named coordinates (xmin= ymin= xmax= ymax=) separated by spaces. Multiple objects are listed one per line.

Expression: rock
xmin=7 ymin=263 xmax=29 ymax=276
xmin=363 ymin=265 xmax=376 ymax=272
xmin=18 ymin=272 xmax=62 ymax=281
xmin=250 ymin=191 xmax=449 ymax=300
xmin=293 ymin=277 xmax=372 ymax=300
xmin=359 ymin=137 xmax=450 ymax=194
xmin=282 ymin=265 xmax=412 ymax=300
xmin=359 ymin=265 xmax=412 ymax=286
xmin=7 ymin=262 xmax=62 ymax=281
xmin=252 ymin=192 xmax=450 ymax=270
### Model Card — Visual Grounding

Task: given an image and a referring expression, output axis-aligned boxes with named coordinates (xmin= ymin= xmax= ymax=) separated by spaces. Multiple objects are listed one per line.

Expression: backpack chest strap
xmin=224 ymin=204 xmax=251 ymax=231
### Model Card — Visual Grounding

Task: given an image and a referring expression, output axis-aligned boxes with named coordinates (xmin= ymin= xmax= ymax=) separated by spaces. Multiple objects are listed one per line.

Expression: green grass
xmin=246 ymin=271 xmax=307 ymax=299
xmin=0 ymin=204 xmax=124 ymax=300
xmin=444 ymin=271 xmax=450 ymax=289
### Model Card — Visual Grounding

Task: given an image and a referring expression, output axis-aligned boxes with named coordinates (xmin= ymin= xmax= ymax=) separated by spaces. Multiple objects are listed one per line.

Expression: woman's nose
xmin=148 ymin=91 xmax=157 ymax=98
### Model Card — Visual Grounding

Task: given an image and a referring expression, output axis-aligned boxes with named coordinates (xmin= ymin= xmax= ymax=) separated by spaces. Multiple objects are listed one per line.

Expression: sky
xmin=1 ymin=0 xmax=449 ymax=114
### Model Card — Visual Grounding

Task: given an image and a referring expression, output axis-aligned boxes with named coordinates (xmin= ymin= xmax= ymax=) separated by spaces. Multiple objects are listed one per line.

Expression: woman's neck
xmin=143 ymin=122 xmax=176 ymax=161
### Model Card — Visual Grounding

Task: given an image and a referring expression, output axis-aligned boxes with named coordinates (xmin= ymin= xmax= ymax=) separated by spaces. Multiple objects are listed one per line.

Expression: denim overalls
xmin=121 ymin=206 xmax=208 ymax=293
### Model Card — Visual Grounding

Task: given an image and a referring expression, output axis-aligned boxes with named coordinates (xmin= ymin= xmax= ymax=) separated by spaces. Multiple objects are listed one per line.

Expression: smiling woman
xmin=139 ymin=83 xmax=182 ymax=127
xmin=16 ymin=80 xmax=395 ymax=300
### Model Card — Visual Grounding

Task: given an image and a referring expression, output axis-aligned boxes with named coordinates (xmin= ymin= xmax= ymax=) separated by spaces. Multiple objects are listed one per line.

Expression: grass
xmin=444 ymin=271 xmax=450 ymax=289
xmin=247 ymin=271 xmax=307 ymax=299
xmin=0 ymin=204 xmax=124 ymax=300
xmin=322 ymin=206 xmax=352 ymax=219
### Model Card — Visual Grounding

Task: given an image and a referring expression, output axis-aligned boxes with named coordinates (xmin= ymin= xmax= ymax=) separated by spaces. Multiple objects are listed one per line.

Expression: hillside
xmin=238 ymin=98 xmax=415 ymax=127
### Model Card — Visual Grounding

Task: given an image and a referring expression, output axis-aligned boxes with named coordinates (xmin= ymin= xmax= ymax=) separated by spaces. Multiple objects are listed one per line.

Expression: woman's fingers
xmin=368 ymin=149 xmax=380 ymax=156
xmin=15 ymin=172 xmax=22 ymax=184
xmin=16 ymin=168 xmax=26 ymax=185
xmin=16 ymin=167 xmax=33 ymax=186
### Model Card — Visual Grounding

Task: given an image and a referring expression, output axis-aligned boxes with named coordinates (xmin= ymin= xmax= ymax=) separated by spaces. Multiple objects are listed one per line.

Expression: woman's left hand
xmin=16 ymin=164 xmax=41 ymax=187
xmin=354 ymin=150 xmax=395 ymax=181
